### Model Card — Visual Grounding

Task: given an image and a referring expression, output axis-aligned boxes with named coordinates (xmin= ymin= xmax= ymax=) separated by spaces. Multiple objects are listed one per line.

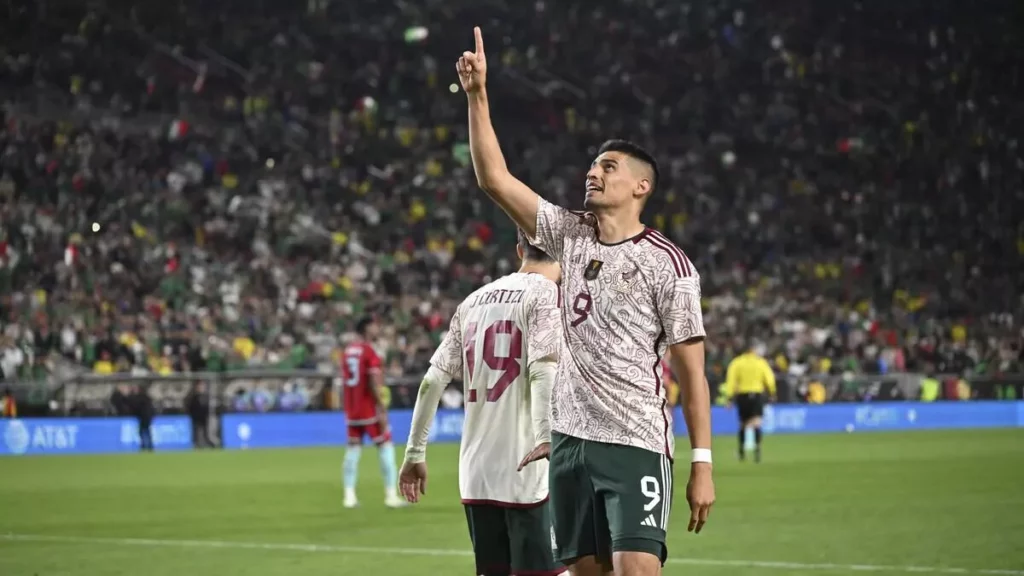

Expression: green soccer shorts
xmin=548 ymin=431 xmax=675 ymax=566
xmin=463 ymin=501 xmax=564 ymax=576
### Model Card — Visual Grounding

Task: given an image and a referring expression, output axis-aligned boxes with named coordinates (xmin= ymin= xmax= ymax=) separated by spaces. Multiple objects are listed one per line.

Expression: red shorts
xmin=347 ymin=421 xmax=391 ymax=445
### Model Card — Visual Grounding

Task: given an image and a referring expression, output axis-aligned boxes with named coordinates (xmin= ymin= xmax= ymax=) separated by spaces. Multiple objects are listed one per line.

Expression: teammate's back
xmin=401 ymin=230 xmax=566 ymax=576
xmin=450 ymin=271 xmax=561 ymax=504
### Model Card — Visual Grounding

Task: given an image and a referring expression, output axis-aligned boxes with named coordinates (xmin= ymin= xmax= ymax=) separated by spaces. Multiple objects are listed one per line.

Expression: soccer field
xmin=2 ymin=429 xmax=1022 ymax=576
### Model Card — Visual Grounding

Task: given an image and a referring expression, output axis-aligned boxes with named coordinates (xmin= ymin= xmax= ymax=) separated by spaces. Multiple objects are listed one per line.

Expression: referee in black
xmin=725 ymin=343 xmax=777 ymax=463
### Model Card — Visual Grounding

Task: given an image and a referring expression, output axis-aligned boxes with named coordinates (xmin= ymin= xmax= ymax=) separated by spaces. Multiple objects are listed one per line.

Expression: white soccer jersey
xmin=531 ymin=198 xmax=706 ymax=458
xmin=430 ymin=272 xmax=562 ymax=505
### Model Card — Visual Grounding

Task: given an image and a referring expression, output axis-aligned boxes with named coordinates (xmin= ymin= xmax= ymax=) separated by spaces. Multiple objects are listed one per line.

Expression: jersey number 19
xmin=463 ymin=320 xmax=523 ymax=403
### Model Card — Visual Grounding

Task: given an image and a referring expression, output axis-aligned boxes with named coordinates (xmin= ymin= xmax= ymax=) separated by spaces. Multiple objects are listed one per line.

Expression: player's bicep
xmin=669 ymin=338 xmax=707 ymax=388
xmin=656 ymin=275 xmax=707 ymax=345
xmin=526 ymin=284 xmax=562 ymax=365
xmin=366 ymin=349 xmax=384 ymax=372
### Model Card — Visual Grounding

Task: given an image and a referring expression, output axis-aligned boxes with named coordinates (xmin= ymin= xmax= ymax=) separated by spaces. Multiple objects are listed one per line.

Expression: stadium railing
xmin=5 ymin=369 xmax=1021 ymax=420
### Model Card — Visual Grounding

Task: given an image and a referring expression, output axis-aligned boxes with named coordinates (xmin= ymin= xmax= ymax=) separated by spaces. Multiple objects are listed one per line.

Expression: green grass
xmin=1 ymin=429 xmax=1023 ymax=576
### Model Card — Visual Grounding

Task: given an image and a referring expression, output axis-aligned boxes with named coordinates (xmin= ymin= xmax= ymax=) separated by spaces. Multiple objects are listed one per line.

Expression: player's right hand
xmin=516 ymin=442 xmax=550 ymax=471
xmin=686 ymin=463 xmax=715 ymax=534
xmin=399 ymin=460 xmax=428 ymax=504
xmin=456 ymin=26 xmax=487 ymax=93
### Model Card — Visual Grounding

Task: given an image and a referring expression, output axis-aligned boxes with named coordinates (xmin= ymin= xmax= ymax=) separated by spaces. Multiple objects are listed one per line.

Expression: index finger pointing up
xmin=474 ymin=26 xmax=484 ymax=55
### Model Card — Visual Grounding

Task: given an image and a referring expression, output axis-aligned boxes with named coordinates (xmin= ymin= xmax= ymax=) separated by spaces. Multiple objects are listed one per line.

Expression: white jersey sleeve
xmin=654 ymin=273 xmax=706 ymax=345
xmin=524 ymin=279 xmax=561 ymax=366
xmin=532 ymin=197 xmax=590 ymax=260
xmin=429 ymin=305 xmax=464 ymax=378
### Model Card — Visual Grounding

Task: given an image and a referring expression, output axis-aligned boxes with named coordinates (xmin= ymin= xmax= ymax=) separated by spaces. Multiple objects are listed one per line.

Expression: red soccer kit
xmin=341 ymin=341 xmax=389 ymax=444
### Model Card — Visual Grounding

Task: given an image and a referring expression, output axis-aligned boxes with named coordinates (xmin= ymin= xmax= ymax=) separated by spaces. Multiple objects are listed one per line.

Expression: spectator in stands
xmin=0 ymin=0 xmax=1019 ymax=410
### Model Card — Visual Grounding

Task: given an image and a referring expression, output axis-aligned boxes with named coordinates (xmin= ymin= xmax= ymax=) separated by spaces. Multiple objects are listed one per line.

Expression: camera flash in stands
xmin=91 ymin=222 xmax=101 ymax=233
xmin=449 ymin=83 xmax=458 ymax=93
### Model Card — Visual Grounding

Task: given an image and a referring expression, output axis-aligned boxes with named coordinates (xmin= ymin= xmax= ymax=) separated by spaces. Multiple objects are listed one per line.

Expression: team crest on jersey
xmin=613 ymin=264 xmax=641 ymax=293
xmin=584 ymin=259 xmax=603 ymax=280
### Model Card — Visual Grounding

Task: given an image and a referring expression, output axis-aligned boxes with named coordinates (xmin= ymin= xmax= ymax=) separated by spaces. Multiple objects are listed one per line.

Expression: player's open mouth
xmin=586 ymin=182 xmax=603 ymax=193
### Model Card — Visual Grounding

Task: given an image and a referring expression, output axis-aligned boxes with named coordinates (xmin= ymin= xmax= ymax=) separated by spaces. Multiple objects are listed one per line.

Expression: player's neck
xmin=593 ymin=210 xmax=645 ymax=245
xmin=519 ymin=262 xmax=560 ymax=284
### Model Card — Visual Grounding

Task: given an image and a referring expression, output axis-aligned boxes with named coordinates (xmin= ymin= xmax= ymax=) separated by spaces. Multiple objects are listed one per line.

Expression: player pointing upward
xmin=457 ymin=27 xmax=715 ymax=576
xmin=401 ymin=231 xmax=565 ymax=576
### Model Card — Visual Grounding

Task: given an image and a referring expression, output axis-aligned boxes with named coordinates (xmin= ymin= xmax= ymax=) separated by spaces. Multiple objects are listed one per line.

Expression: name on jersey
xmin=466 ymin=288 xmax=526 ymax=308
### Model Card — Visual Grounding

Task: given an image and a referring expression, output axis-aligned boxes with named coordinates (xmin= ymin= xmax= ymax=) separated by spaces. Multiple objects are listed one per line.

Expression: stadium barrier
xmin=3 ymin=402 xmax=1022 ymax=456
xmin=6 ymin=369 xmax=1023 ymax=417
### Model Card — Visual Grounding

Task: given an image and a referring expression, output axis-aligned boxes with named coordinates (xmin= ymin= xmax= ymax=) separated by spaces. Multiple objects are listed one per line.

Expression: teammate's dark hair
xmin=517 ymin=228 xmax=554 ymax=263
xmin=597 ymin=139 xmax=659 ymax=193
xmin=356 ymin=315 xmax=376 ymax=335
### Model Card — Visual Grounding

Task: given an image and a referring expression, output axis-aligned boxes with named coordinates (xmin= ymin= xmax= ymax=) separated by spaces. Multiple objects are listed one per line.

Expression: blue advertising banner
xmin=0 ymin=416 xmax=193 ymax=456
xmin=673 ymin=401 xmax=1024 ymax=437
xmin=6 ymin=402 xmax=1020 ymax=455
xmin=223 ymin=402 xmax=1023 ymax=450
xmin=220 ymin=409 xmax=466 ymax=450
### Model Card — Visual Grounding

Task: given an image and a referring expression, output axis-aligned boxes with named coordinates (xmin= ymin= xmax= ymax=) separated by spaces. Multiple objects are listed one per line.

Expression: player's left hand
xmin=399 ymin=460 xmax=428 ymax=503
xmin=686 ymin=463 xmax=715 ymax=534
xmin=516 ymin=442 xmax=550 ymax=471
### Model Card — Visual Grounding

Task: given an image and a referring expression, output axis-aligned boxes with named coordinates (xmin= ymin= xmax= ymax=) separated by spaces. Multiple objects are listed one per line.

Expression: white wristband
xmin=691 ymin=448 xmax=712 ymax=464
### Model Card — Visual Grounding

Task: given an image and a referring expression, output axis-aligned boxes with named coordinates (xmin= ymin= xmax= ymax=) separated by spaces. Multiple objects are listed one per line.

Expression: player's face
xmin=584 ymin=151 xmax=646 ymax=210
xmin=365 ymin=321 xmax=380 ymax=340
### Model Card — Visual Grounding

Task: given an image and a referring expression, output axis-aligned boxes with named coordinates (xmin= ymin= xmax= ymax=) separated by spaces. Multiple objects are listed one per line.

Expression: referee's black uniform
xmin=725 ymin=351 xmax=776 ymax=462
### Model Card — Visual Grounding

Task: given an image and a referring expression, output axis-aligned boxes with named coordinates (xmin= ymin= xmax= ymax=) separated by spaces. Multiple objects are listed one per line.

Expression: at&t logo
xmin=4 ymin=420 xmax=30 ymax=455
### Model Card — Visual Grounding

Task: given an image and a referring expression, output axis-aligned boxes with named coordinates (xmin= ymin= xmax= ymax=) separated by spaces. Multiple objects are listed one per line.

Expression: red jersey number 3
xmin=341 ymin=343 xmax=382 ymax=422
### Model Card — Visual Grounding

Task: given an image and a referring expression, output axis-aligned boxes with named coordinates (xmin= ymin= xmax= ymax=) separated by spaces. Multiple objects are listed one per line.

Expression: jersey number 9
xmin=464 ymin=320 xmax=523 ymax=403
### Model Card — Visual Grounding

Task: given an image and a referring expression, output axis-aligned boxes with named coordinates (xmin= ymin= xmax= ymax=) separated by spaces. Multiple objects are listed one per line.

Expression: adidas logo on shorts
xmin=640 ymin=514 xmax=658 ymax=528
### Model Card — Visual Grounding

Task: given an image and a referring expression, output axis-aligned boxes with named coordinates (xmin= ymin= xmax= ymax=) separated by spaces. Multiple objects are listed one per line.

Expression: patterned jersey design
xmin=532 ymin=198 xmax=706 ymax=457
xmin=430 ymin=272 xmax=562 ymax=504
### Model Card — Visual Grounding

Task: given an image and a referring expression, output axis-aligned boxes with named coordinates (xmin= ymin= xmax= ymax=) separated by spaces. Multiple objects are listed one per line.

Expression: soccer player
xmin=399 ymin=231 xmax=565 ymax=576
xmin=724 ymin=343 xmax=777 ymax=463
xmin=340 ymin=316 xmax=404 ymax=508
xmin=455 ymin=27 xmax=715 ymax=576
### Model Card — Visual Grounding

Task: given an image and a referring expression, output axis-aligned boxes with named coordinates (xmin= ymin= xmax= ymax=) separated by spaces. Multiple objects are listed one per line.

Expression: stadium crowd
xmin=1 ymin=0 xmax=1021 ymax=393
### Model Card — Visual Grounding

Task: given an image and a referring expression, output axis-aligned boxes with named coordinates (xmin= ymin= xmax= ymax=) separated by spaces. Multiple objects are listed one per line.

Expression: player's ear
xmin=516 ymin=244 xmax=524 ymax=261
xmin=634 ymin=176 xmax=652 ymax=201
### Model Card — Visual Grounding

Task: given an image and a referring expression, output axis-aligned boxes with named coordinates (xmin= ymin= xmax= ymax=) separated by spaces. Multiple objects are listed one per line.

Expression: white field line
xmin=2 ymin=533 xmax=1022 ymax=575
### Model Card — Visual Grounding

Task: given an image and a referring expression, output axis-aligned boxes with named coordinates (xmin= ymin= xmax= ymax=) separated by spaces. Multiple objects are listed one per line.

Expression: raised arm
xmin=458 ymin=27 xmax=540 ymax=237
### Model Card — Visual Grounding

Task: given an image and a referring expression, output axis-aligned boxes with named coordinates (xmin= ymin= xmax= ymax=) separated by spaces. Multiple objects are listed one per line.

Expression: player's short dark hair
xmin=517 ymin=228 xmax=554 ymax=263
xmin=597 ymin=139 xmax=659 ymax=193
xmin=356 ymin=316 xmax=376 ymax=335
